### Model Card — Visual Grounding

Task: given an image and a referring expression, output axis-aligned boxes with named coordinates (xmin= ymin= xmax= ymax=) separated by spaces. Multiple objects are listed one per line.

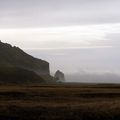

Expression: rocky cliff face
xmin=0 ymin=41 xmax=49 ymax=75
xmin=54 ymin=70 xmax=65 ymax=82
xmin=0 ymin=66 xmax=44 ymax=84
xmin=0 ymin=41 xmax=51 ymax=83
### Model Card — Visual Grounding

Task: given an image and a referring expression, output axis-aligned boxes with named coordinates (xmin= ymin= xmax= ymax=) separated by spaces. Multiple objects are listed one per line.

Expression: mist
xmin=24 ymin=46 xmax=120 ymax=83
xmin=66 ymin=73 xmax=120 ymax=83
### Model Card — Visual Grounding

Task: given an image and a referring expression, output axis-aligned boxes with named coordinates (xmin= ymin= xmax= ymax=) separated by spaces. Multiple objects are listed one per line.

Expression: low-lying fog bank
xmin=66 ymin=72 xmax=120 ymax=83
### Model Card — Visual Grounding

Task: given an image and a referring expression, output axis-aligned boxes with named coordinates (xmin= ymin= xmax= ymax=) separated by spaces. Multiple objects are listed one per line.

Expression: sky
xmin=0 ymin=0 xmax=120 ymax=82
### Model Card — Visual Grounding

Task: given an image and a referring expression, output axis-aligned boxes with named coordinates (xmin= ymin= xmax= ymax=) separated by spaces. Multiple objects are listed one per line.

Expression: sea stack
xmin=54 ymin=70 xmax=65 ymax=82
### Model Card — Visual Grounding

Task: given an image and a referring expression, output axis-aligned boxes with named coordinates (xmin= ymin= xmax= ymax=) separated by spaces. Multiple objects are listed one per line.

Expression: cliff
xmin=0 ymin=41 xmax=49 ymax=75
xmin=0 ymin=41 xmax=52 ymax=83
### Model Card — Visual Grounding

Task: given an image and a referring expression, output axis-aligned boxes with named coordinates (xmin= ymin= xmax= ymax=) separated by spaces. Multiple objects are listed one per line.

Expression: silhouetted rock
xmin=54 ymin=70 xmax=65 ymax=82
xmin=0 ymin=66 xmax=44 ymax=84
xmin=0 ymin=41 xmax=54 ymax=83
xmin=0 ymin=41 xmax=49 ymax=75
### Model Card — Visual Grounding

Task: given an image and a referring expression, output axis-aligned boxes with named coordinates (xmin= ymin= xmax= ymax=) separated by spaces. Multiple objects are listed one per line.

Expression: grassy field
xmin=0 ymin=83 xmax=120 ymax=120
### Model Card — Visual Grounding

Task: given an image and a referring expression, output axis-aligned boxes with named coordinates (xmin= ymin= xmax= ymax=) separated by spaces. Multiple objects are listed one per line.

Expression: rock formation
xmin=54 ymin=70 xmax=65 ymax=82
xmin=0 ymin=41 xmax=49 ymax=75
xmin=0 ymin=41 xmax=54 ymax=83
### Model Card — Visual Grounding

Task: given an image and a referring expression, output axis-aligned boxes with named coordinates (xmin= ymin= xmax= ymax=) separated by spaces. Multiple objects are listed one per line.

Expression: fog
xmin=25 ymin=46 xmax=120 ymax=83
xmin=66 ymin=73 xmax=120 ymax=83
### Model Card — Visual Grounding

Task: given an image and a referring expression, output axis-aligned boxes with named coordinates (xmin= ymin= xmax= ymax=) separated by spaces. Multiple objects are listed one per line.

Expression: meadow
xmin=0 ymin=83 xmax=120 ymax=120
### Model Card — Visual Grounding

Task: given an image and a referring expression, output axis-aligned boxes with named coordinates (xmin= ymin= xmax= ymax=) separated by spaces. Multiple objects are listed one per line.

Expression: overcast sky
xmin=0 ymin=0 xmax=120 ymax=28
xmin=0 ymin=0 xmax=120 ymax=82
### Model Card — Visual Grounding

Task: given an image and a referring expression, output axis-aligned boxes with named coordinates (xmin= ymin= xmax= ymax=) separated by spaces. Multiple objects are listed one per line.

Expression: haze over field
xmin=0 ymin=0 xmax=120 ymax=82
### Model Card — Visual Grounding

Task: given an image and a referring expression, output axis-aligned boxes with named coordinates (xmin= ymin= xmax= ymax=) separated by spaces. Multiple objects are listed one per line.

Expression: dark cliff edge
xmin=0 ymin=41 xmax=54 ymax=84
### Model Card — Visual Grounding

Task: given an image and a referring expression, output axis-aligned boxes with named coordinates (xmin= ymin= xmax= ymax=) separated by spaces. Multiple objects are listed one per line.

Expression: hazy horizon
xmin=0 ymin=0 xmax=120 ymax=82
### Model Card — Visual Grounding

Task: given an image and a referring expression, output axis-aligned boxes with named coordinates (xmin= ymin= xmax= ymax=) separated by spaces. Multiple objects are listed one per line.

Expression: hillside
xmin=0 ymin=66 xmax=44 ymax=84
xmin=0 ymin=41 xmax=49 ymax=75
xmin=0 ymin=41 xmax=53 ymax=83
